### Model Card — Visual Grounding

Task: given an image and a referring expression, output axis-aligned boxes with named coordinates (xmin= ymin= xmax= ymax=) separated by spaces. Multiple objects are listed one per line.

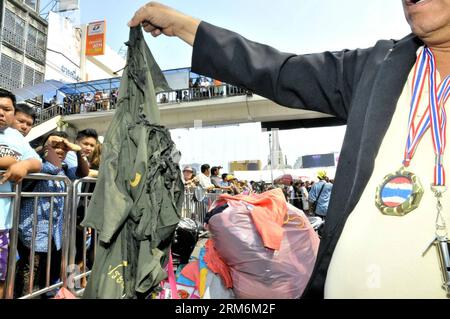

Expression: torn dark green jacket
xmin=81 ymin=27 xmax=184 ymax=299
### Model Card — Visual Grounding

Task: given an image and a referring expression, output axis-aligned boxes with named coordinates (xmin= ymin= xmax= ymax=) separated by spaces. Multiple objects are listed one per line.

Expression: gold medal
xmin=375 ymin=167 xmax=424 ymax=217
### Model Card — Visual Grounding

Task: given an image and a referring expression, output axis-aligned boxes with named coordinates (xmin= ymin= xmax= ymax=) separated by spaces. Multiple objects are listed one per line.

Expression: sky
xmin=41 ymin=0 xmax=412 ymax=171
xmin=48 ymin=0 xmax=412 ymax=70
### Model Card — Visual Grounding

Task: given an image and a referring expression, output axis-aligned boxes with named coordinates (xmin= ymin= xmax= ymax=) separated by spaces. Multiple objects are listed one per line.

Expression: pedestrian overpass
xmin=22 ymin=75 xmax=344 ymax=141
xmin=62 ymin=93 xmax=339 ymax=137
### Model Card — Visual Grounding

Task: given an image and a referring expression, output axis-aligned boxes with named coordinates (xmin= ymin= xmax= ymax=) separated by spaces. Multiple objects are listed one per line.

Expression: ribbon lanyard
xmin=403 ymin=47 xmax=450 ymax=187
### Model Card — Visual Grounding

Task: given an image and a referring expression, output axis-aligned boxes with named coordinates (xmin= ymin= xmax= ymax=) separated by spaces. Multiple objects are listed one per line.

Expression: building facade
xmin=0 ymin=0 xmax=47 ymax=91
xmin=45 ymin=10 xmax=81 ymax=83
xmin=229 ymin=160 xmax=262 ymax=174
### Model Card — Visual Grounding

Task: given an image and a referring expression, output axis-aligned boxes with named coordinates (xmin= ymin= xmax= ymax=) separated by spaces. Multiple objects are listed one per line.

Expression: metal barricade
xmin=69 ymin=177 xmax=98 ymax=296
xmin=182 ymin=189 xmax=195 ymax=219
xmin=181 ymin=188 xmax=222 ymax=224
xmin=3 ymin=177 xmax=224 ymax=299
xmin=3 ymin=174 xmax=73 ymax=299
xmin=2 ymin=182 xmax=20 ymax=299
xmin=202 ymin=193 xmax=222 ymax=223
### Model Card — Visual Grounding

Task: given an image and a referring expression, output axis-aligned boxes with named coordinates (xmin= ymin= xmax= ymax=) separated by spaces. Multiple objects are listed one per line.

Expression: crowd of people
xmin=53 ymin=89 xmax=119 ymax=115
xmin=182 ymin=163 xmax=334 ymax=219
xmin=43 ymin=78 xmax=246 ymax=116
xmin=1 ymin=86 xmax=330 ymax=299
xmin=25 ymin=75 xmax=249 ymax=126
xmin=183 ymin=164 xmax=253 ymax=196
xmin=0 ymin=88 xmax=104 ymax=298
xmin=158 ymin=76 xmax=247 ymax=104
xmin=288 ymin=171 xmax=334 ymax=218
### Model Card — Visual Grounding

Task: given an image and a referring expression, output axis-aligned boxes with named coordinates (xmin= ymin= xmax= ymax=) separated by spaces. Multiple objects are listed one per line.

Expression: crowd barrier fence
xmin=2 ymin=174 xmax=222 ymax=299
xmin=2 ymin=174 xmax=72 ymax=299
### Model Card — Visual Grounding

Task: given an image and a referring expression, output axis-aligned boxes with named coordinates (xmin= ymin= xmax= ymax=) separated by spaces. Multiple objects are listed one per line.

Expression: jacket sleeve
xmin=191 ymin=21 xmax=374 ymax=121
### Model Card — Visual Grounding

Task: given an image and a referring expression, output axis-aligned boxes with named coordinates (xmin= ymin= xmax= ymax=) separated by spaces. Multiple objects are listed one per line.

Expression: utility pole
xmin=79 ymin=24 xmax=87 ymax=81
xmin=269 ymin=132 xmax=274 ymax=184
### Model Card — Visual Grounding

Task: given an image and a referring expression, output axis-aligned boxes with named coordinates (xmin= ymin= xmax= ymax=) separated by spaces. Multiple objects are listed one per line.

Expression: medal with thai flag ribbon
xmin=376 ymin=167 xmax=424 ymax=216
xmin=376 ymin=47 xmax=450 ymax=217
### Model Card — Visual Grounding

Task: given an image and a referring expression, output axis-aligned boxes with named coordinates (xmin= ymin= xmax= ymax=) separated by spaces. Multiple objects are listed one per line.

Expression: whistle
xmin=436 ymin=238 xmax=450 ymax=297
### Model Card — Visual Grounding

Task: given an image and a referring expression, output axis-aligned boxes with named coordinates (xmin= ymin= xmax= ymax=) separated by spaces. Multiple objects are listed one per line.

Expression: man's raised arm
xmin=128 ymin=2 xmax=200 ymax=46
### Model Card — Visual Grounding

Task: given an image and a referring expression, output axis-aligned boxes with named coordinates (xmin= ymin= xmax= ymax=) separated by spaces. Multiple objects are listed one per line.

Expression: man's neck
xmin=429 ymin=46 xmax=450 ymax=78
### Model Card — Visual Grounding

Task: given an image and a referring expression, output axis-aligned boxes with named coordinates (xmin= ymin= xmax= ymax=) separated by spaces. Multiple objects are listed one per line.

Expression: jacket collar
xmin=358 ymin=33 xmax=423 ymax=173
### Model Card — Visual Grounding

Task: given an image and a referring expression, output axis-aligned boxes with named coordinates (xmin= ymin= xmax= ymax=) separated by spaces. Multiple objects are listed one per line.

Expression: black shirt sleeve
xmin=191 ymin=21 xmax=374 ymax=121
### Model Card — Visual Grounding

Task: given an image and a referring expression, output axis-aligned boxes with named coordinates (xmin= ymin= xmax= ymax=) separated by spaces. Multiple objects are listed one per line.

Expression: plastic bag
xmin=208 ymin=200 xmax=319 ymax=299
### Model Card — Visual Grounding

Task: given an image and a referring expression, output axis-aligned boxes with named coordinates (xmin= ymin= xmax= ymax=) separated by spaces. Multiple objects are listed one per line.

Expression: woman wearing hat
xmin=182 ymin=166 xmax=198 ymax=189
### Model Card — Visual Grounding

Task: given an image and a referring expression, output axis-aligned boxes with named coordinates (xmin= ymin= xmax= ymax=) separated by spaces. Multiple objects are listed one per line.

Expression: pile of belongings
xmin=173 ymin=188 xmax=320 ymax=299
